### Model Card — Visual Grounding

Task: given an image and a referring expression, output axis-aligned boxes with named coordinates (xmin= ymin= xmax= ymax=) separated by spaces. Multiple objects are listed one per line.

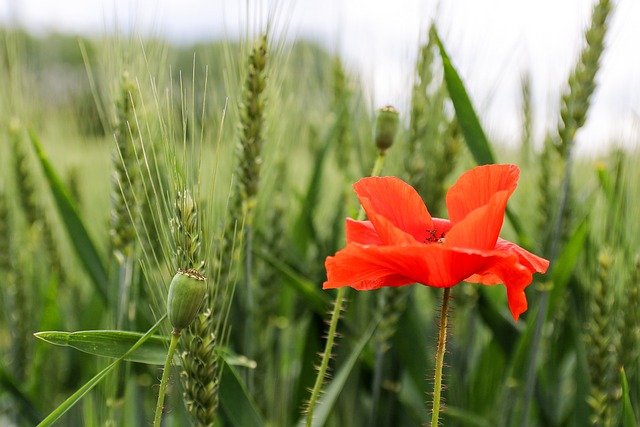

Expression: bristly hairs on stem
xmin=429 ymin=287 xmax=452 ymax=427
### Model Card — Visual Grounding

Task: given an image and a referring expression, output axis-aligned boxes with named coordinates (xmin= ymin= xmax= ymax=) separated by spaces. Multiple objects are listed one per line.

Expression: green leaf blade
xmin=219 ymin=353 xmax=265 ymax=427
xmin=433 ymin=29 xmax=495 ymax=166
xmin=621 ymin=368 xmax=638 ymax=427
xmin=28 ymin=130 xmax=109 ymax=303
xmin=34 ymin=330 xmax=169 ymax=365
xmin=36 ymin=315 xmax=167 ymax=427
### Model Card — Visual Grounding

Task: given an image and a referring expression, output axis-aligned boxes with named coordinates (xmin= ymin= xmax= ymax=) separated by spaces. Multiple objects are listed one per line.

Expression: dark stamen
xmin=424 ymin=229 xmax=446 ymax=244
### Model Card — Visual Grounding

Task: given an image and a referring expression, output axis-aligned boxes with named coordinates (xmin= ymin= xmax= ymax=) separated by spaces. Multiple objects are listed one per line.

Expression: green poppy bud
xmin=375 ymin=105 xmax=399 ymax=153
xmin=167 ymin=269 xmax=207 ymax=332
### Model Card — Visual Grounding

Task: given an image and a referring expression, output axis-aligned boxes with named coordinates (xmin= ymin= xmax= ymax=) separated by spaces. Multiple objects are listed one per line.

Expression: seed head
xmin=375 ymin=105 xmax=399 ymax=153
xmin=167 ymin=269 xmax=207 ymax=332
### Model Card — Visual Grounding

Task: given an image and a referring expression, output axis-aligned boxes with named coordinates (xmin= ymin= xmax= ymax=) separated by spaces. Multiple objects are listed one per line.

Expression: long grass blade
xmin=433 ymin=29 xmax=528 ymax=245
xmin=0 ymin=360 xmax=43 ymax=424
xmin=433 ymin=29 xmax=494 ymax=166
xmin=28 ymin=129 xmax=109 ymax=302
xmin=620 ymin=367 xmax=638 ymax=427
xmin=219 ymin=353 xmax=265 ymax=427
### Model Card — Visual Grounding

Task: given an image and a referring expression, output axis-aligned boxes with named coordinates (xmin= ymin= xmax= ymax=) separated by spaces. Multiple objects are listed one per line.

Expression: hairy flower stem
xmin=305 ymin=152 xmax=387 ymax=426
xmin=154 ymin=329 xmax=181 ymax=427
xmin=305 ymin=286 xmax=346 ymax=427
xmin=431 ymin=287 xmax=451 ymax=426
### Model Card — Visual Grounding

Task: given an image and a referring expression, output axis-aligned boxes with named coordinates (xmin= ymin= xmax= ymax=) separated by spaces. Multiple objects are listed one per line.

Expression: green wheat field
xmin=1 ymin=0 xmax=639 ymax=425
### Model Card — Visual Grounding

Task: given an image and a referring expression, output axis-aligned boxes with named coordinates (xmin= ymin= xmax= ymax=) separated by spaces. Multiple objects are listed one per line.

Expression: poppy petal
xmin=464 ymin=252 xmax=534 ymax=321
xmin=324 ymin=243 xmax=497 ymax=291
xmin=367 ymin=211 xmax=420 ymax=245
xmin=467 ymin=239 xmax=549 ymax=283
xmin=354 ymin=177 xmax=433 ymax=242
xmin=444 ymin=189 xmax=510 ymax=250
xmin=345 ymin=219 xmax=383 ymax=245
xmin=494 ymin=238 xmax=550 ymax=273
xmin=324 ymin=245 xmax=416 ymax=290
xmin=432 ymin=218 xmax=453 ymax=234
xmin=446 ymin=164 xmax=519 ymax=224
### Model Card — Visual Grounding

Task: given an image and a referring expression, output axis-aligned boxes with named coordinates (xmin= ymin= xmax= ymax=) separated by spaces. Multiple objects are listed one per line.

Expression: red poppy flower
xmin=323 ymin=164 xmax=549 ymax=321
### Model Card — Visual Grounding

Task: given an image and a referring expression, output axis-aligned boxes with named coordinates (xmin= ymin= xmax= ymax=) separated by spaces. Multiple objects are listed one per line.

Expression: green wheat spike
xmin=221 ymin=33 xmax=268 ymax=280
xmin=236 ymin=33 xmax=268 ymax=215
xmin=218 ymin=33 xmax=268 ymax=361
xmin=520 ymin=73 xmax=533 ymax=165
xmin=7 ymin=120 xmax=35 ymax=384
xmin=0 ymin=187 xmax=14 ymax=332
xmin=172 ymin=189 xmax=203 ymax=273
xmin=181 ymin=308 xmax=219 ymax=426
xmin=406 ymin=24 xmax=457 ymax=216
xmin=585 ymin=248 xmax=620 ymax=427
xmin=110 ymin=72 xmax=140 ymax=261
xmin=540 ymin=0 xmax=612 ymax=258
xmin=432 ymin=119 xmax=462 ymax=210
xmin=0 ymin=187 xmax=11 ymax=275
xmin=38 ymin=203 xmax=67 ymax=285
xmin=331 ymin=56 xmax=354 ymax=172
xmin=0 ymin=189 xmax=26 ymax=422
xmin=10 ymin=122 xmax=38 ymax=228
xmin=536 ymin=135 xmax=557 ymax=253
xmin=620 ymin=256 xmax=640 ymax=380
xmin=406 ymin=28 xmax=436 ymax=194
xmin=557 ymin=0 xmax=612 ymax=157
xmin=172 ymin=189 xmax=219 ymax=426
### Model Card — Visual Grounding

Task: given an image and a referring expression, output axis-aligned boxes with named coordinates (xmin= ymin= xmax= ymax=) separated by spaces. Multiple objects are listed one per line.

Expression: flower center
xmin=424 ymin=229 xmax=446 ymax=244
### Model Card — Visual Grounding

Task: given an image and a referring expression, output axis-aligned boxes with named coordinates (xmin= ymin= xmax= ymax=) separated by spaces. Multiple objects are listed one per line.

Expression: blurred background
xmin=1 ymin=0 xmax=638 ymax=154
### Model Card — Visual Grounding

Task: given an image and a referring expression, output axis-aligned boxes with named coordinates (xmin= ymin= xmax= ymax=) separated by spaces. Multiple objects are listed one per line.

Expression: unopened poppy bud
xmin=375 ymin=105 xmax=399 ymax=153
xmin=167 ymin=269 xmax=207 ymax=332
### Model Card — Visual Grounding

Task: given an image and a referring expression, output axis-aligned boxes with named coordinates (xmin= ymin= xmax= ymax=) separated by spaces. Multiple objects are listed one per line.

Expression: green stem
xmin=305 ymin=152 xmax=387 ymax=427
xmin=370 ymin=152 xmax=386 ymax=181
xmin=431 ymin=287 xmax=451 ymax=426
xmin=154 ymin=329 xmax=181 ymax=427
xmin=245 ymin=220 xmax=255 ymax=392
xmin=305 ymin=286 xmax=346 ymax=427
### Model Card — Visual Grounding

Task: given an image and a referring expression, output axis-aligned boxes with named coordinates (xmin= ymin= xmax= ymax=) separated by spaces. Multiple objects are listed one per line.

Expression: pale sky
xmin=1 ymin=0 xmax=638 ymax=154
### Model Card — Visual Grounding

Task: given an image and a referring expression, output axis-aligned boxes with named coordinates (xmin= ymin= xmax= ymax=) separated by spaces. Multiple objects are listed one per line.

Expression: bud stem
xmin=154 ymin=329 xmax=181 ymax=427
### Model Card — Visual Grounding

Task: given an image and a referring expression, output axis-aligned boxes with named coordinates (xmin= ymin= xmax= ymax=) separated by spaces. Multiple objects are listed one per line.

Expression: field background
xmin=1 ymin=1 xmax=639 ymax=425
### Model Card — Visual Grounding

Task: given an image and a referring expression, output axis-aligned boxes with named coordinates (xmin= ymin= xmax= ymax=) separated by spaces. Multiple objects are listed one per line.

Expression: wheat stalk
xmin=171 ymin=189 xmax=219 ymax=426
xmin=110 ymin=72 xmax=140 ymax=262
xmin=584 ymin=249 xmax=620 ymax=427
xmin=557 ymin=0 xmax=612 ymax=157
